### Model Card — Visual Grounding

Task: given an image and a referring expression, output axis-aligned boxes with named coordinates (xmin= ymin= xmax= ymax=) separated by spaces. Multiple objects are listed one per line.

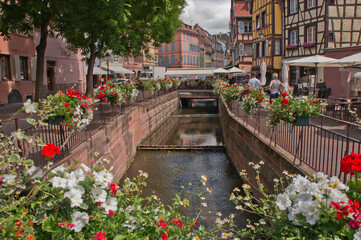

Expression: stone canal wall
xmin=70 ymin=92 xmax=179 ymax=180
xmin=219 ymin=100 xmax=307 ymax=190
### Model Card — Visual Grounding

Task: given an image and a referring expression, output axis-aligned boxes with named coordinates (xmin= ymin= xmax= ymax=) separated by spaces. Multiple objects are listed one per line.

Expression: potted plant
xmin=95 ymin=83 xmax=124 ymax=107
xmin=302 ymin=41 xmax=316 ymax=48
xmin=117 ymin=80 xmax=139 ymax=101
xmin=267 ymin=93 xmax=323 ymax=127
xmin=238 ymin=87 xmax=266 ymax=116
xmin=41 ymin=88 xmax=94 ymax=131
xmin=285 ymin=44 xmax=298 ymax=50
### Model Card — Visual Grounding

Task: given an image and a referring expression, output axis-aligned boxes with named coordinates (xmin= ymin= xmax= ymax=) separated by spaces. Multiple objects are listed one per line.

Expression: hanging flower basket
xmin=302 ymin=42 xmax=316 ymax=48
xmin=295 ymin=115 xmax=310 ymax=126
xmin=47 ymin=115 xmax=64 ymax=125
xmin=285 ymin=44 xmax=297 ymax=50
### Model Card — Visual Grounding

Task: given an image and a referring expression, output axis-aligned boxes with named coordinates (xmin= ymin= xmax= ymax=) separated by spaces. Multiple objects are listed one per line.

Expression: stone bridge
xmin=178 ymin=89 xmax=218 ymax=99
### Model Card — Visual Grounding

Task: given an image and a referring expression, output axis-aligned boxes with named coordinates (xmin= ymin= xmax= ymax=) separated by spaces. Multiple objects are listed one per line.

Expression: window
xmin=262 ymin=12 xmax=266 ymax=28
xmin=184 ymin=55 xmax=186 ymax=64
xmin=187 ymin=33 xmax=189 ymax=40
xmin=159 ymin=56 xmax=164 ymax=66
xmin=0 ymin=55 xmax=11 ymax=80
xmin=275 ymin=39 xmax=281 ymax=55
xmin=239 ymin=44 xmax=244 ymax=56
xmin=20 ymin=57 xmax=28 ymax=80
xmin=171 ymin=42 xmax=175 ymax=51
xmin=165 ymin=44 xmax=168 ymax=52
xmin=193 ymin=56 xmax=195 ymax=65
xmin=328 ymin=32 xmax=334 ymax=42
xmin=256 ymin=15 xmax=260 ymax=29
xmin=290 ymin=30 xmax=297 ymax=45
xmin=188 ymin=55 xmax=190 ymax=65
xmin=198 ymin=46 xmax=201 ymax=52
xmin=183 ymin=43 xmax=186 ymax=50
xmin=259 ymin=42 xmax=262 ymax=57
xmin=197 ymin=56 xmax=199 ymax=65
xmin=238 ymin=21 xmax=245 ymax=34
xmin=329 ymin=0 xmax=335 ymax=5
xmin=290 ymin=0 xmax=298 ymax=14
xmin=46 ymin=61 xmax=56 ymax=91
xmin=159 ymin=46 xmax=163 ymax=53
xmin=263 ymin=40 xmax=268 ymax=57
xmin=195 ymin=36 xmax=198 ymax=42
xmin=171 ymin=55 xmax=175 ymax=65
xmin=165 ymin=56 xmax=169 ymax=67
xmin=307 ymin=0 xmax=315 ymax=8
xmin=183 ymin=32 xmax=185 ymax=39
xmin=306 ymin=26 xmax=315 ymax=43
xmin=245 ymin=22 xmax=252 ymax=33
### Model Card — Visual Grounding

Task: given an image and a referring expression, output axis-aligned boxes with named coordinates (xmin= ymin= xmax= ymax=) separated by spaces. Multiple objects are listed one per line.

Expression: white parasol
xmin=260 ymin=61 xmax=267 ymax=85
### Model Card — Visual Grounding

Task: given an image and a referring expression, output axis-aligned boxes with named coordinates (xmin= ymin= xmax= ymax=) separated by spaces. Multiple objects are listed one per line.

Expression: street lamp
xmin=105 ymin=53 xmax=111 ymax=82
xmin=259 ymin=31 xmax=264 ymax=39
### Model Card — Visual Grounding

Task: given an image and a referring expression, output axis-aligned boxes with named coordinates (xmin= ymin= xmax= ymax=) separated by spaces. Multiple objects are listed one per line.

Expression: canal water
xmin=121 ymin=99 xmax=253 ymax=229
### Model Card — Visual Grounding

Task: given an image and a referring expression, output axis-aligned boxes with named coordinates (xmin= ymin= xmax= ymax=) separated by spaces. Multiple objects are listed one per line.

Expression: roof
xmin=165 ymin=68 xmax=215 ymax=76
xmin=235 ymin=2 xmax=251 ymax=17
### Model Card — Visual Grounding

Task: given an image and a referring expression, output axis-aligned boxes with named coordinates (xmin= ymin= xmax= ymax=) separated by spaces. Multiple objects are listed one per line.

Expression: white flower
xmin=50 ymin=176 xmax=67 ymax=189
xmin=235 ymin=205 xmax=243 ymax=210
xmin=206 ymin=187 xmax=212 ymax=193
xmin=201 ymin=202 xmax=207 ymax=207
xmin=242 ymin=184 xmax=251 ymax=189
xmin=216 ymin=212 xmax=222 ymax=216
xmin=93 ymin=170 xmax=113 ymax=188
xmin=27 ymin=166 xmax=37 ymax=176
xmin=23 ymin=99 xmax=37 ymax=114
xmin=276 ymin=193 xmax=292 ymax=210
xmin=3 ymin=174 xmax=16 ymax=184
xmin=80 ymin=163 xmax=91 ymax=172
xmin=70 ymin=211 xmax=89 ymax=232
xmin=91 ymin=187 xmax=107 ymax=203
xmin=67 ymin=169 xmax=86 ymax=188
xmin=51 ymin=165 xmax=67 ymax=174
xmin=64 ymin=186 xmax=84 ymax=208
xmin=102 ymin=196 xmax=118 ymax=213
xmin=354 ymin=230 xmax=361 ymax=240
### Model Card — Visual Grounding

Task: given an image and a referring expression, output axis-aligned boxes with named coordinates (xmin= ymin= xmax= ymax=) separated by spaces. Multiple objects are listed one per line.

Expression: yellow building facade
xmin=249 ymin=0 xmax=282 ymax=79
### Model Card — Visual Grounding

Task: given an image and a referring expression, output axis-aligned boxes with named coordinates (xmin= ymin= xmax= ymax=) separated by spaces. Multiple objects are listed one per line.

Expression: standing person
xmin=269 ymin=73 xmax=285 ymax=100
xmin=248 ymin=72 xmax=261 ymax=89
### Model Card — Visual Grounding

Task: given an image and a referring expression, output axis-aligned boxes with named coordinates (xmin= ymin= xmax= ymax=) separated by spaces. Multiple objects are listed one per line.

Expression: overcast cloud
xmin=180 ymin=0 xmax=230 ymax=35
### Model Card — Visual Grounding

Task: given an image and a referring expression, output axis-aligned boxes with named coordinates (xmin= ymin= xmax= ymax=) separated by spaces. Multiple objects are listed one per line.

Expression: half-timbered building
xmin=248 ymin=0 xmax=282 ymax=82
xmin=230 ymin=0 xmax=253 ymax=73
xmin=284 ymin=0 xmax=361 ymax=97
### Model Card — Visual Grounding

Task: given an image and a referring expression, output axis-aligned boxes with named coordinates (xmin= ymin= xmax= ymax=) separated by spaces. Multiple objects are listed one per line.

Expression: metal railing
xmin=0 ymin=88 xmax=177 ymax=166
xmin=227 ymin=101 xmax=361 ymax=182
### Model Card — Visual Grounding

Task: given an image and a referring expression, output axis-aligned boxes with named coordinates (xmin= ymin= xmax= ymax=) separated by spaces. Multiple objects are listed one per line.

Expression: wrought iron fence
xmin=0 ymin=88 xmax=177 ymax=166
xmin=227 ymin=101 xmax=361 ymax=182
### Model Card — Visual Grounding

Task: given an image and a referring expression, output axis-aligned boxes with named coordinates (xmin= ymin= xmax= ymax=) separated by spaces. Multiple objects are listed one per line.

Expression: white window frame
xmin=306 ymin=26 xmax=315 ymax=43
xmin=275 ymin=39 xmax=280 ymax=55
xmin=307 ymin=0 xmax=315 ymax=8
xmin=290 ymin=0 xmax=297 ymax=14
xmin=239 ymin=44 xmax=244 ymax=56
xmin=238 ymin=21 xmax=245 ymax=34
xmin=290 ymin=30 xmax=297 ymax=45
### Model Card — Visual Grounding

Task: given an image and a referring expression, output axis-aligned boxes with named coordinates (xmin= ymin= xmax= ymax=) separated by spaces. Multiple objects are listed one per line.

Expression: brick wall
xmin=219 ymin=99 xmax=308 ymax=190
xmin=70 ymin=92 xmax=179 ymax=181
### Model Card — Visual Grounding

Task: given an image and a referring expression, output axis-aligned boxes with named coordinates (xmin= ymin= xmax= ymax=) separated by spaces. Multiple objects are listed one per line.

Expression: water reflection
xmin=121 ymin=151 xmax=254 ymax=229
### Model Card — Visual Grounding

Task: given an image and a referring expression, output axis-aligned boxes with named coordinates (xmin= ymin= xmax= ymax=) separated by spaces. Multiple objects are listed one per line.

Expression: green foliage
xmin=238 ymin=87 xmax=266 ymax=116
xmin=213 ymin=81 xmax=243 ymax=103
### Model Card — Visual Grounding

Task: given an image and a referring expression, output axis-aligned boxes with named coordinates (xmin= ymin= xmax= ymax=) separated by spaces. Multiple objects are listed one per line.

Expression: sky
xmin=180 ymin=0 xmax=230 ymax=35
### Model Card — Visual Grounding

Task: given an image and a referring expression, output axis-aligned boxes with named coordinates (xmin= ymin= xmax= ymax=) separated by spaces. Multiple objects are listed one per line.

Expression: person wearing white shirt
xmin=248 ymin=73 xmax=261 ymax=89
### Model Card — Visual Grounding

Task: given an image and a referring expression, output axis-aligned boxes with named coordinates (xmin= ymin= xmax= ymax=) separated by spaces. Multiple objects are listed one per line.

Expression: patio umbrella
xmin=287 ymin=55 xmax=338 ymax=97
xmin=260 ymin=61 xmax=267 ymax=85
xmin=281 ymin=63 xmax=290 ymax=91
xmin=228 ymin=67 xmax=246 ymax=74
xmin=331 ymin=52 xmax=361 ymax=68
xmin=213 ymin=68 xmax=229 ymax=74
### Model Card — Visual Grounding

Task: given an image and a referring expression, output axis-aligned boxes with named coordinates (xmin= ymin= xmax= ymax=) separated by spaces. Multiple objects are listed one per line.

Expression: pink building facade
xmin=123 ymin=56 xmax=143 ymax=78
xmin=158 ymin=23 xmax=199 ymax=69
xmin=0 ymin=31 xmax=86 ymax=105
xmin=0 ymin=33 xmax=36 ymax=104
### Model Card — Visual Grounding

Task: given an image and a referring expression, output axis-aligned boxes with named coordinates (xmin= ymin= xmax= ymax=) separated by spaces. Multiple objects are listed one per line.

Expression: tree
xmin=58 ymin=0 xmax=186 ymax=97
xmin=0 ymin=0 xmax=67 ymax=102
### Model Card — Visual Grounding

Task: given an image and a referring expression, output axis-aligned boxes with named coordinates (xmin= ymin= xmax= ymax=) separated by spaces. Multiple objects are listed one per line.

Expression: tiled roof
xmin=235 ymin=2 xmax=251 ymax=17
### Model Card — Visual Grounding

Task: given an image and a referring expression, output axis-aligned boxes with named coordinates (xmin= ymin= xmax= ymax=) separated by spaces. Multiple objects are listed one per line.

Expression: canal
xmin=121 ymin=99 xmax=253 ymax=229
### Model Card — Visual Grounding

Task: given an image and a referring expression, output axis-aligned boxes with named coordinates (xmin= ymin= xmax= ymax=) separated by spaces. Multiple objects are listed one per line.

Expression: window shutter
xmin=239 ymin=44 xmax=244 ymax=56
xmin=13 ymin=55 xmax=21 ymax=81
xmin=238 ymin=22 xmax=245 ymax=34
xmin=264 ymin=40 xmax=268 ymax=57
xmin=31 ymin=57 xmax=37 ymax=81
xmin=259 ymin=42 xmax=262 ymax=57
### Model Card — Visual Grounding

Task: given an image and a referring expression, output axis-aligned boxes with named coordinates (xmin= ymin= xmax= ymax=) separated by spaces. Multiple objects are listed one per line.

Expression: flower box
xmin=285 ymin=44 xmax=297 ymax=49
xmin=302 ymin=41 xmax=316 ymax=48
xmin=295 ymin=115 xmax=310 ymax=126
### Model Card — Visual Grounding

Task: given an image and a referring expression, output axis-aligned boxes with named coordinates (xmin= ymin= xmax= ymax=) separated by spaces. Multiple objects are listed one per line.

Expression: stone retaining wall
xmin=70 ymin=91 xmax=179 ymax=181
xmin=219 ymin=99 xmax=308 ymax=190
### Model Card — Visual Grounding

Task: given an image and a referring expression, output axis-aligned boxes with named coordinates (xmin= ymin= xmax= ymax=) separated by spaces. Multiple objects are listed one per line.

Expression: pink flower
xmin=109 ymin=210 xmax=114 ymax=216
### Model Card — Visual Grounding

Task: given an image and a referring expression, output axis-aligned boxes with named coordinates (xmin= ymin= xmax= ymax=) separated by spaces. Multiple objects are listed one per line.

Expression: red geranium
xmin=41 ymin=144 xmax=60 ymax=159
xmin=281 ymin=98 xmax=289 ymax=104
xmin=341 ymin=152 xmax=361 ymax=175
xmin=161 ymin=233 xmax=168 ymax=239
xmin=282 ymin=92 xmax=288 ymax=97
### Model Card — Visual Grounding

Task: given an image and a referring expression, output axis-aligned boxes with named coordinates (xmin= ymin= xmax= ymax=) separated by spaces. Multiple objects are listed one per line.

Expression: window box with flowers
xmin=267 ymin=93 xmax=323 ymax=127
xmin=238 ymin=87 xmax=266 ymax=116
xmin=42 ymin=88 xmax=94 ymax=131
xmin=95 ymin=82 xmax=124 ymax=107
xmin=302 ymin=41 xmax=316 ymax=48
xmin=285 ymin=44 xmax=298 ymax=50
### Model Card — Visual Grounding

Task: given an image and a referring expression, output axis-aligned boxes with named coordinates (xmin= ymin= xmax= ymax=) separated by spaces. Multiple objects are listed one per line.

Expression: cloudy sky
xmin=180 ymin=0 xmax=230 ymax=35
